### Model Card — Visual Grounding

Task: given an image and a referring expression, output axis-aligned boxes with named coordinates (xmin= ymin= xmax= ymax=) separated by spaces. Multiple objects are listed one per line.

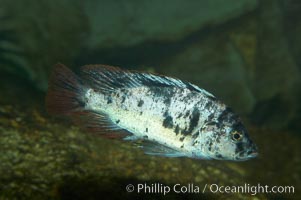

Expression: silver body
xmin=84 ymin=85 xmax=231 ymax=159
xmin=47 ymin=64 xmax=258 ymax=161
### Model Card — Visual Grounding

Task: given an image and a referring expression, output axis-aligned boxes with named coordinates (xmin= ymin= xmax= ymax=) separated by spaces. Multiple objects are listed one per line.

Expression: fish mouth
xmin=236 ymin=149 xmax=258 ymax=161
xmin=244 ymin=143 xmax=258 ymax=159
xmin=246 ymin=151 xmax=258 ymax=158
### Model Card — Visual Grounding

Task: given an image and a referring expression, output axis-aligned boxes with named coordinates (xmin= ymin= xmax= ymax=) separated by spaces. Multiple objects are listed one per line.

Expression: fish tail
xmin=46 ymin=63 xmax=128 ymax=139
xmin=46 ymin=63 xmax=84 ymax=116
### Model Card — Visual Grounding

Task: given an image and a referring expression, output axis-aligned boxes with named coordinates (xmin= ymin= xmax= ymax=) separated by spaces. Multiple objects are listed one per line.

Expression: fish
xmin=46 ymin=63 xmax=258 ymax=161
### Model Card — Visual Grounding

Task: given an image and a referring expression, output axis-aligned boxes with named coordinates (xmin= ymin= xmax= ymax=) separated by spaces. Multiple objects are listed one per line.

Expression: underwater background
xmin=0 ymin=0 xmax=300 ymax=199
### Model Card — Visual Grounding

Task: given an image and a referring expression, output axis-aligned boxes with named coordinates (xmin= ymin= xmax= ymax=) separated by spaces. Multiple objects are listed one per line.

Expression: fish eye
xmin=231 ymin=131 xmax=243 ymax=141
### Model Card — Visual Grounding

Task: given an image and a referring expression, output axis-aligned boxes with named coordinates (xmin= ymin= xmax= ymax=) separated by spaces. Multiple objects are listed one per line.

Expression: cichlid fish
xmin=46 ymin=63 xmax=258 ymax=161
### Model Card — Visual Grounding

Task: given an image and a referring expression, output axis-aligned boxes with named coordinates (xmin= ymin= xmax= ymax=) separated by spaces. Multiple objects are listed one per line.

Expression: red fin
xmin=46 ymin=63 xmax=84 ymax=116
xmin=46 ymin=63 xmax=130 ymax=139
xmin=72 ymin=110 xmax=130 ymax=139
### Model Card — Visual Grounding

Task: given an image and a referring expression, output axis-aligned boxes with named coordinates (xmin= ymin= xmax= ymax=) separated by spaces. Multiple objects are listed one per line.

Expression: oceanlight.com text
xmin=208 ymin=183 xmax=294 ymax=196
xmin=125 ymin=183 xmax=295 ymax=196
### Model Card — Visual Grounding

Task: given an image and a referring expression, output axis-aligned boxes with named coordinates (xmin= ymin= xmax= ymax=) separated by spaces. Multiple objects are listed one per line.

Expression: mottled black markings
xmin=174 ymin=125 xmax=180 ymax=135
xmin=188 ymin=108 xmax=200 ymax=133
xmin=143 ymin=135 xmax=148 ymax=139
xmin=179 ymin=136 xmax=185 ymax=142
xmin=176 ymin=113 xmax=183 ymax=119
xmin=180 ymin=144 xmax=184 ymax=148
xmin=184 ymin=111 xmax=190 ymax=118
xmin=235 ymin=142 xmax=244 ymax=154
xmin=163 ymin=110 xmax=168 ymax=117
xmin=182 ymin=92 xmax=195 ymax=104
xmin=218 ymin=107 xmax=232 ymax=123
xmin=208 ymin=141 xmax=213 ymax=152
xmin=216 ymin=133 xmax=221 ymax=143
xmin=137 ymin=99 xmax=144 ymax=107
xmin=118 ymin=88 xmax=130 ymax=104
xmin=148 ymin=87 xmax=175 ymax=107
xmin=162 ymin=111 xmax=173 ymax=128
xmin=148 ymin=86 xmax=168 ymax=98
xmin=181 ymin=126 xmax=190 ymax=135
xmin=121 ymin=96 xmax=126 ymax=103
xmin=146 ymin=128 xmax=148 ymax=132
xmin=207 ymin=114 xmax=214 ymax=121
xmin=163 ymin=115 xmax=173 ymax=129
xmin=116 ymin=119 xmax=120 ymax=124
xmin=163 ymin=98 xmax=171 ymax=106
xmin=232 ymin=122 xmax=246 ymax=134
xmin=205 ymin=101 xmax=213 ymax=109
xmin=107 ymin=97 xmax=112 ymax=104
xmin=192 ymin=131 xmax=199 ymax=139
xmin=140 ymin=111 xmax=143 ymax=115
xmin=215 ymin=153 xmax=223 ymax=159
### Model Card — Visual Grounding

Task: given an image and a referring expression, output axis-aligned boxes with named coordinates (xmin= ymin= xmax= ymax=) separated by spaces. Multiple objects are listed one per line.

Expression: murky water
xmin=0 ymin=65 xmax=300 ymax=200
xmin=1 ymin=1 xmax=301 ymax=199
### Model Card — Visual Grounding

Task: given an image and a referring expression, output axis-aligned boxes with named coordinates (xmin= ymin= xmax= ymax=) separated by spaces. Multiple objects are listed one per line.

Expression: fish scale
xmin=85 ymin=86 xmax=208 ymax=153
xmin=46 ymin=63 xmax=258 ymax=161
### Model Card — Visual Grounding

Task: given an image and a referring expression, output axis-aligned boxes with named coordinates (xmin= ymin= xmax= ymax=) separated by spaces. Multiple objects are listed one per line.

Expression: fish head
xmin=197 ymin=112 xmax=258 ymax=161
xmin=218 ymin=121 xmax=258 ymax=161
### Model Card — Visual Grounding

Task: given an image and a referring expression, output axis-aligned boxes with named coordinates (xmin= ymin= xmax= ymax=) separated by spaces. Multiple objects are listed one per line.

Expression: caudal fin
xmin=46 ymin=63 xmax=130 ymax=139
xmin=46 ymin=63 xmax=84 ymax=116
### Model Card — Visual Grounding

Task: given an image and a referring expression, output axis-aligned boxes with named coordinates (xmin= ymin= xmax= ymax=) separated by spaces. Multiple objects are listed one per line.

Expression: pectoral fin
xmin=135 ymin=140 xmax=186 ymax=158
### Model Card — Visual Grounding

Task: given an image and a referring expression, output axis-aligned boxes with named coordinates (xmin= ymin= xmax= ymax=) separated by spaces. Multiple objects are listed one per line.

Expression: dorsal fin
xmin=80 ymin=65 xmax=139 ymax=92
xmin=80 ymin=64 xmax=215 ymax=98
